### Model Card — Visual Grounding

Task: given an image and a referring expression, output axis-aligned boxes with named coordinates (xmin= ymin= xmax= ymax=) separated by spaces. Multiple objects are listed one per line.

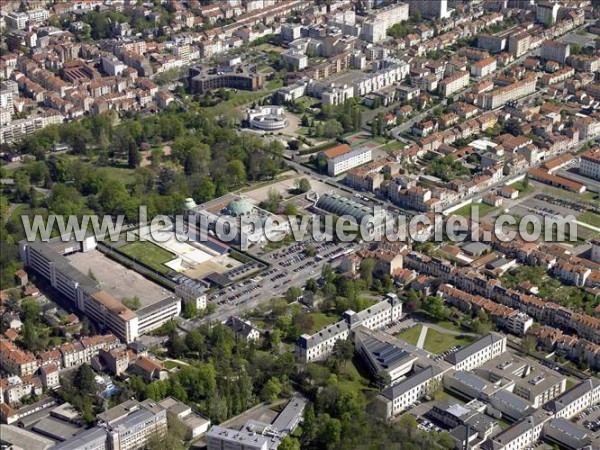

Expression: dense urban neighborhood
xmin=1 ymin=1 xmax=600 ymax=450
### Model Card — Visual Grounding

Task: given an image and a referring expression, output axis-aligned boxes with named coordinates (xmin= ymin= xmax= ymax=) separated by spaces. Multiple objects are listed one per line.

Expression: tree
xmin=182 ymin=301 xmax=198 ymax=319
xmin=322 ymin=119 xmax=343 ymax=139
xmin=423 ymin=296 xmax=445 ymax=319
xmin=332 ymin=339 xmax=354 ymax=365
xmin=360 ymin=258 xmax=375 ymax=287
xmin=122 ymin=296 xmax=141 ymax=310
xmin=269 ymin=329 xmax=282 ymax=349
xmin=128 ymin=145 xmax=141 ymax=169
xmin=21 ymin=321 xmax=38 ymax=352
xmin=521 ymin=334 xmax=537 ymax=355
xmin=278 ymin=436 xmax=301 ymax=450
xmin=301 ymin=115 xmax=310 ymax=127
xmin=166 ymin=329 xmax=187 ymax=358
xmin=318 ymin=415 xmax=342 ymax=448
xmin=260 ymin=377 xmax=282 ymax=402
xmin=75 ymin=364 xmax=97 ymax=394
xmin=185 ymin=329 xmax=205 ymax=354
xmin=194 ymin=178 xmax=216 ymax=203
xmin=285 ymin=286 xmax=302 ymax=302
xmin=296 ymin=177 xmax=311 ymax=193
xmin=226 ymin=159 xmax=247 ymax=187
xmin=283 ymin=202 xmax=298 ymax=216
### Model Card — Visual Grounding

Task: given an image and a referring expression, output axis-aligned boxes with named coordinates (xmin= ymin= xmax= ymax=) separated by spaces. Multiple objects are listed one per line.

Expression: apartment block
xmin=439 ymin=71 xmax=469 ymax=98
xmin=541 ymin=40 xmax=570 ymax=64
xmin=322 ymin=144 xmax=373 ymax=177
xmin=476 ymin=76 xmax=537 ymax=110
xmin=471 ymin=57 xmax=497 ymax=78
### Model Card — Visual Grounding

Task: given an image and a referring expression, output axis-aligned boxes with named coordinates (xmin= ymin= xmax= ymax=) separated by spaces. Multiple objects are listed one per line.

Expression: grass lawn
xmin=100 ymin=166 xmax=138 ymax=185
xmin=423 ymin=328 xmax=474 ymax=354
xmin=578 ymin=211 xmax=600 ymax=227
xmin=453 ymin=202 xmax=497 ymax=218
xmin=380 ymin=141 xmax=406 ymax=153
xmin=510 ymin=181 xmax=534 ymax=196
xmin=307 ymin=312 xmax=339 ymax=334
xmin=397 ymin=324 xmax=422 ymax=346
xmin=119 ymin=241 xmax=175 ymax=274
xmin=163 ymin=360 xmax=182 ymax=370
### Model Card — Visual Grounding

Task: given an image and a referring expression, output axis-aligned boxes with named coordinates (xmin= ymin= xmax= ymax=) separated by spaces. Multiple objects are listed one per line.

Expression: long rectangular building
xmin=19 ymin=238 xmax=180 ymax=343
xmin=444 ymin=333 xmax=507 ymax=371
xmin=476 ymin=76 xmax=537 ymax=110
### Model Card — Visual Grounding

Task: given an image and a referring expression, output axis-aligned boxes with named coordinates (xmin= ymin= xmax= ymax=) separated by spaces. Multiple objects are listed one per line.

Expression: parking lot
xmin=204 ymin=238 xmax=355 ymax=317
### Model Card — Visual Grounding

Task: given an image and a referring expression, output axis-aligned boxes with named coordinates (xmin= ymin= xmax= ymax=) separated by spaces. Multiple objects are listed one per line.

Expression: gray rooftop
xmin=32 ymin=417 xmax=82 ymax=441
xmin=207 ymin=425 xmax=272 ymax=448
xmin=445 ymin=333 xmax=504 ymax=366
xmin=546 ymin=378 xmax=600 ymax=414
xmin=355 ymin=329 xmax=414 ymax=375
xmin=0 ymin=425 xmax=55 ymax=450
xmin=546 ymin=418 xmax=591 ymax=446
xmin=449 ymin=370 xmax=489 ymax=393
xmin=381 ymin=365 xmax=442 ymax=401
xmin=49 ymin=427 xmax=108 ymax=450
xmin=271 ymin=396 xmax=308 ymax=435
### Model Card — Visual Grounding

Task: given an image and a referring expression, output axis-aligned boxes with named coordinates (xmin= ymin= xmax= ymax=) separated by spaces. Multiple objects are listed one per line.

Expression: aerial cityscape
xmin=1 ymin=1 xmax=600 ymax=449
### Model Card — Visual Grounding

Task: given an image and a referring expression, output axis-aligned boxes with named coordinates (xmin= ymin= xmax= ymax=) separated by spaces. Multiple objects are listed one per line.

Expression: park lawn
xmin=453 ymin=202 xmax=497 ymax=218
xmin=307 ymin=312 xmax=340 ymax=334
xmin=423 ymin=328 xmax=474 ymax=354
xmin=397 ymin=324 xmax=423 ymax=346
xmin=119 ymin=241 xmax=175 ymax=274
xmin=578 ymin=211 xmax=600 ymax=227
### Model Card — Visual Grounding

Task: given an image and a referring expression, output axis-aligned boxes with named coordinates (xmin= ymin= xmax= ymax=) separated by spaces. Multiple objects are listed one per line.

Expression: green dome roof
xmin=225 ymin=199 xmax=254 ymax=217
xmin=183 ymin=198 xmax=197 ymax=210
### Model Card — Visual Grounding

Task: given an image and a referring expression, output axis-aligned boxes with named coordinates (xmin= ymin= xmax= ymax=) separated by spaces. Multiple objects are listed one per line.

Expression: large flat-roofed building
xmin=159 ymin=397 xmax=211 ymax=439
xmin=320 ymin=144 xmax=373 ymax=176
xmin=296 ymin=294 xmax=402 ymax=363
xmin=206 ymin=425 xmax=271 ymax=450
xmin=188 ymin=65 xmax=264 ymax=94
xmin=19 ymin=238 xmax=181 ymax=343
xmin=444 ymin=333 xmax=507 ymax=372
xmin=545 ymin=378 xmax=600 ymax=419
xmin=475 ymin=354 xmax=566 ymax=408
xmin=54 ymin=399 xmax=168 ymax=450
xmin=580 ymin=148 xmax=600 ymax=181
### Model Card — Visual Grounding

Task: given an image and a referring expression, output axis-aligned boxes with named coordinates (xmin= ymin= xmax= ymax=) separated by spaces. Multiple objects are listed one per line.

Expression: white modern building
xmin=444 ymin=333 xmax=507 ymax=372
xmin=19 ymin=238 xmax=181 ymax=343
xmin=322 ymin=144 xmax=373 ymax=176
xmin=246 ymin=105 xmax=287 ymax=131
xmin=296 ymin=294 xmax=402 ymax=363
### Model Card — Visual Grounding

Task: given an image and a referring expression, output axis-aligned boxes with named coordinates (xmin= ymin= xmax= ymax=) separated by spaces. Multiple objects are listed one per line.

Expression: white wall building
xmin=444 ymin=333 xmax=507 ymax=372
